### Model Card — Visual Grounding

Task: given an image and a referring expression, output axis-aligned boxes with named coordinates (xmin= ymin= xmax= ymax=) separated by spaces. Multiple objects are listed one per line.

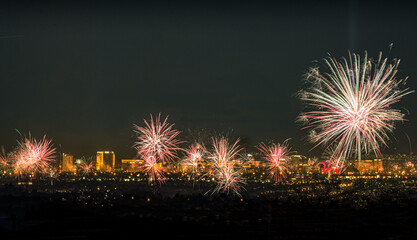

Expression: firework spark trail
xmin=257 ymin=140 xmax=292 ymax=183
xmin=299 ymin=51 xmax=413 ymax=167
xmin=185 ymin=143 xmax=205 ymax=175
xmin=133 ymin=113 xmax=182 ymax=163
xmin=320 ymin=147 xmax=345 ymax=175
xmin=211 ymin=137 xmax=241 ymax=167
xmin=209 ymin=137 xmax=245 ymax=196
xmin=142 ymin=154 xmax=164 ymax=184
xmin=0 ymin=147 xmax=9 ymax=170
xmin=79 ymin=159 xmax=95 ymax=174
xmin=12 ymin=135 xmax=56 ymax=175
xmin=133 ymin=113 xmax=182 ymax=184
xmin=212 ymin=162 xmax=243 ymax=195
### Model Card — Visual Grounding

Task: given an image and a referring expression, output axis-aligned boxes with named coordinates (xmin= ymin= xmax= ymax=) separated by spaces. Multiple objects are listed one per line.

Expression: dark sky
xmin=1 ymin=0 xmax=417 ymax=159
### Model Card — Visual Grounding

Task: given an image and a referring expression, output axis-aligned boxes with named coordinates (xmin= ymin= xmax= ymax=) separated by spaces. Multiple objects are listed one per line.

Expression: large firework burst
xmin=257 ymin=140 xmax=292 ymax=183
xmin=209 ymin=136 xmax=245 ymax=196
xmin=299 ymin=51 xmax=413 ymax=166
xmin=11 ymin=135 xmax=56 ymax=176
xmin=133 ymin=113 xmax=182 ymax=163
xmin=133 ymin=113 xmax=182 ymax=183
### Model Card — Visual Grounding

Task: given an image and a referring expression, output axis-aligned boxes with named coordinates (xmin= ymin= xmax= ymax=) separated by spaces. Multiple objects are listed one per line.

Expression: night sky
xmin=1 ymin=0 xmax=416 ymax=159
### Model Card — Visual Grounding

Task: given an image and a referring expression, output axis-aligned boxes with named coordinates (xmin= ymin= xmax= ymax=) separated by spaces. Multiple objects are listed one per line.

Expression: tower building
xmin=96 ymin=151 xmax=115 ymax=171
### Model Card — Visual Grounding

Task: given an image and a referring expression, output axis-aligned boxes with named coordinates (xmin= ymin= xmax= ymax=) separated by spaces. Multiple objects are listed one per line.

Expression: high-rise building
xmin=62 ymin=153 xmax=74 ymax=172
xmin=96 ymin=151 xmax=115 ymax=171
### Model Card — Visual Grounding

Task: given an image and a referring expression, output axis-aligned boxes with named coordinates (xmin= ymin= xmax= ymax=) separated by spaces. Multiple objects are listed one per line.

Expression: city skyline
xmin=3 ymin=2 xmax=417 ymax=239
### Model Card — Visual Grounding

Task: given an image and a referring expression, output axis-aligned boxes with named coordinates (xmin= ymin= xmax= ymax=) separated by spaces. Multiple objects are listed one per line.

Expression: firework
xmin=133 ymin=113 xmax=182 ymax=184
xmin=133 ymin=113 xmax=182 ymax=163
xmin=44 ymin=168 xmax=59 ymax=185
xmin=11 ymin=135 xmax=56 ymax=176
xmin=184 ymin=143 xmax=205 ymax=174
xmin=142 ymin=154 xmax=164 ymax=183
xmin=299 ymin=51 xmax=413 ymax=166
xmin=212 ymin=162 xmax=244 ymax=195
xmin=45 ymin=168 xmax=58 ymax=177
xmin=79 ymin=157 xmax=95 ymax=174
xmin=0 ymin=147 xmax=10 ymax=171
xmin=257 ymin=140 xmax=292 ymax=183
xmin=209 ymin=136 xmax=244 ymax=196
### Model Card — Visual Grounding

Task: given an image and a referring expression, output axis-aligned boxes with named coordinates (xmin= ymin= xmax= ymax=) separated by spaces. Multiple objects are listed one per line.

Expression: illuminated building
xmin=344 ymin=164 xmax=360 ymax=175
xmin=62 ymin=153 xmax=74 ymax=172
xmin=121 ymin=159 xmax=143 ymax=172
xmin=354 ymin=159 xmax=384 ymax=173
xmin=290 ymin=155 xmax=309 ymax=174
xmin=250 ymin=160 xmax=263 ymax=168
xmin=96 ymin=151 xmax=115 ymax=172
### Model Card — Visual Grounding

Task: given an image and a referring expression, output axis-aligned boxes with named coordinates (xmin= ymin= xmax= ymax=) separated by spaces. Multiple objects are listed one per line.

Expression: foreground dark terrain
xmin=1 ymin=178 xmax=417 ymax=240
